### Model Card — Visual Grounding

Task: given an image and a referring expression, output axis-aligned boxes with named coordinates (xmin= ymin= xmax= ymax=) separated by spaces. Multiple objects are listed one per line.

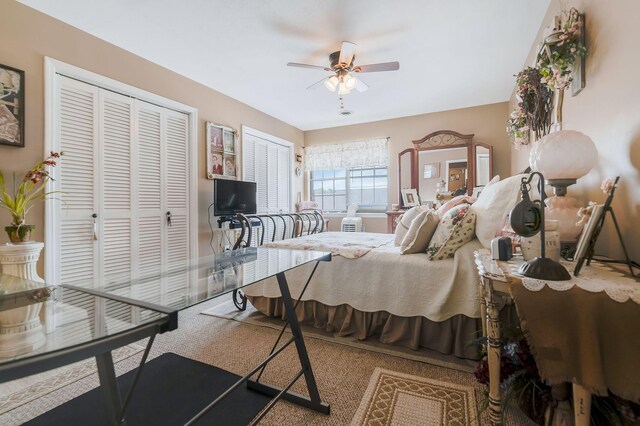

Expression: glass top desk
xmin=0 ymin=247 xmax=331 ymax=425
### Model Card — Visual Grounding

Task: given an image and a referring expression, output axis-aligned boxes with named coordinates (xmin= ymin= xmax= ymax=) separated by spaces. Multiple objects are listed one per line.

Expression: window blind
xmin=304 ymin=138 xmax=388 ymax=171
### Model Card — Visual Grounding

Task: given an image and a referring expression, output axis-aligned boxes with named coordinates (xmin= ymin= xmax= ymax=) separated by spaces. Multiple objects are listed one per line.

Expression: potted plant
xmin=0 ymin=151 xmax=63 ymax=243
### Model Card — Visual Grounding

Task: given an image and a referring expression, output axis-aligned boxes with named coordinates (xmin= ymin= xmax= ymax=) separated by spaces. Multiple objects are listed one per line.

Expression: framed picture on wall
xmin=0 ymin=64 xmax=25 ymax=147
xmin=206 ymin=122 xmax=236 ymax=179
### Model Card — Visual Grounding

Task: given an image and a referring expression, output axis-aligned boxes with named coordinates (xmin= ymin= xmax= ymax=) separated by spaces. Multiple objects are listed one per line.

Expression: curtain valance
xmin=304 ymin=138 xmax=388 ymax=171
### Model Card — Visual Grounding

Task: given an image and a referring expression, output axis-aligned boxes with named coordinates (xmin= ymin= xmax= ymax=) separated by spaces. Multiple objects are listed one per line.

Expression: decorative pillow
xmin=470 ymin=174 xmax=526 ymax=248
xmin=393 ymin=206 xmax=426 ymax=246
xmin=427 ymin=203 xmax=476 ymax=260
xmin=400 ymin=210 xmax=439 ymax=254
xmin=436 ymin=195 xmax=478 ymax=217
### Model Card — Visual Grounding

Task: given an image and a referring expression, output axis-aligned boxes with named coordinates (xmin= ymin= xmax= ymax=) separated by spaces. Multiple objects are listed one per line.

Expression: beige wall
xmin=510 ymin=0 xmax=640 ymax=261
xmin=0 ymin=0 xmax=304 ymax=272
xmin=305 ymin=102 xmax=510 ymax=232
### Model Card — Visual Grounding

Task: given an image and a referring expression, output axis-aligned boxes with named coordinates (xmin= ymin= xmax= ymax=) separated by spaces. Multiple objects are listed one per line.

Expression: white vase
xmin=0 ymin=242 xmax=47 ymax=358
xmin=545 ymin=196 xmax=584 ymax=242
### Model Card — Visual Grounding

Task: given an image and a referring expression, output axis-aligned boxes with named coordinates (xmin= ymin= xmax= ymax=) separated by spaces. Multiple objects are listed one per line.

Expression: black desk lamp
xmin=509 ymin=173 xmax=571 ymax=281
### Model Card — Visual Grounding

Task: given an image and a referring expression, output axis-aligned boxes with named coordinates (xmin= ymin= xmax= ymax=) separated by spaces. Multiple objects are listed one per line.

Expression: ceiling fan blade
xmin=354 ymin=61 xmax=400 ymax=73
xmin=354 ymin=78 xmax=369 ymax=93
xmin=338 ymin=41 xmax=358 ymax=67
xmin=288 ymin=62 xmax=332 ymax=71
xmin=306 ymin=77 xmax=328 ymax=90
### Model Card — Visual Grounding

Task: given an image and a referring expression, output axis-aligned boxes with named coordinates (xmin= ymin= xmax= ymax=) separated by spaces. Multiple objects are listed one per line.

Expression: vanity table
xmin=396 ymin=130 xmax=493 ymax=210
xmin=475 ymin=249 xmax=640 ymax=425
xmin=385 ymin=210 xmax=405 ymax=233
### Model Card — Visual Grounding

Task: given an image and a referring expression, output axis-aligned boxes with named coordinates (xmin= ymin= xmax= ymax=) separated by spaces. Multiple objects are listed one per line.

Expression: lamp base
xmin=518 ymin=257 xmax=571 ymax=281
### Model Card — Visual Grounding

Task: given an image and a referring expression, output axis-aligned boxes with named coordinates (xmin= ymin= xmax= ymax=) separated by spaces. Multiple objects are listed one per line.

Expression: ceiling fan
xmin=287 ymin=41 xmax=400 ymax=95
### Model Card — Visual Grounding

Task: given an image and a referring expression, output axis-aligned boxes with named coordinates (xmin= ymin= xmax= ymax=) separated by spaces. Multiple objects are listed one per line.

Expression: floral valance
xmin=304 ymin=138 xmax=388 ymax=171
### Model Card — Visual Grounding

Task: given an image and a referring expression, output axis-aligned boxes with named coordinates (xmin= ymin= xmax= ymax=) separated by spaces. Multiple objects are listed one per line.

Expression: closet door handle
xmin=92 ymin=213 xmax=98 ymax=240
xmin=166 ymin=211 xmax=172 ymax=227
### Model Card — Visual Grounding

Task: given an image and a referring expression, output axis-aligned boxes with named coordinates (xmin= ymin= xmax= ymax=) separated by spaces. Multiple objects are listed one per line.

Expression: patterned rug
xmin=351 ymin=368 xmax=479 ymax=426
xmin=0 ymin=344 xmax=143 ymax=416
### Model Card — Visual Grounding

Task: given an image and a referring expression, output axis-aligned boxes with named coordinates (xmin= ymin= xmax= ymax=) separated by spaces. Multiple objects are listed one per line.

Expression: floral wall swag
xmin=508 ymin=8 xmax=587 ymax=149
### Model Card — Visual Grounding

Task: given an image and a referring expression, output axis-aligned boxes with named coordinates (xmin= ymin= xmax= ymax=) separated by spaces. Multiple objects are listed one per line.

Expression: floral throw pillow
xmin=426 ymin=203 xmax=476 ymax=260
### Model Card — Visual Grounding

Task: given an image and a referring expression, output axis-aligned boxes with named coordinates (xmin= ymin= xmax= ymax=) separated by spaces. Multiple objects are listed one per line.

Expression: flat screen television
xmin=214 ymin=179 xmax=257 ymax=217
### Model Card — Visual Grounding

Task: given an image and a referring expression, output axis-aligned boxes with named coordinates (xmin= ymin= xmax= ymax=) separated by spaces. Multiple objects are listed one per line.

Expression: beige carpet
xmin=201 ymin=300 xmax=477 ymax=373
xmin=351 ymin=368 xmax=479 ymax=426
xmin=0 ymin=297 xmax=535 ymax=425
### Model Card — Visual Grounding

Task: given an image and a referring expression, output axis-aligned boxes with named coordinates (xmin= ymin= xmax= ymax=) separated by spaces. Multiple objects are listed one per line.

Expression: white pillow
xmin=393 ymin=206 xmax=426 ymax=246
xmin=470 ymin=174 xmax=526 ymax=248
xmin=400 ymin=210 xmax=439 ymax=254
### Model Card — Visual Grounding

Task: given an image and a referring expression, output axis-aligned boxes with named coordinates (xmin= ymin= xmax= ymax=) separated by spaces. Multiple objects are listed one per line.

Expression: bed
xmin=239 ymin=230 xmax=485 ymax=359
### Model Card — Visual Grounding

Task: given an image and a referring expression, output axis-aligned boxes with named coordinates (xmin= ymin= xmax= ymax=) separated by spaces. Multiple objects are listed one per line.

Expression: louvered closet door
xmin=163 ymin=109 xmax=190 ymax=309
xmin=57 ymin=76 xmax=100 ymax=334
xmin=99 ymin=90 xmax=136 ymax=333
xmin=133 ymin=101 xmax=164 ymax=320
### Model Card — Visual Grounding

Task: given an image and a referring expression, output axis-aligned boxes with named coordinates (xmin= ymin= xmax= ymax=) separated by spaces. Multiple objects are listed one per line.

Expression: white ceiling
xmin=19 ymin=0 xmax=550 ymax=131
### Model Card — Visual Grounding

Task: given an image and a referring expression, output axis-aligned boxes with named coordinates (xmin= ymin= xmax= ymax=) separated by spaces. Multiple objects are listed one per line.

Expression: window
xmin=311 ymin=166 xmax=388 ymax=212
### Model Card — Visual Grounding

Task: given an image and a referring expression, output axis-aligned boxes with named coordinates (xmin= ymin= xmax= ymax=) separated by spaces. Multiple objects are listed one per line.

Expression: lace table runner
xmin=478 ymin=251 xmax=640 ymax=304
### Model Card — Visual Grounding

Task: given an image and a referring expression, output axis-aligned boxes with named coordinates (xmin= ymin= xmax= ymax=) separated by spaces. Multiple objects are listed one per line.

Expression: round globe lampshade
xmin=529 ymin=130 xmax=597 ymax=180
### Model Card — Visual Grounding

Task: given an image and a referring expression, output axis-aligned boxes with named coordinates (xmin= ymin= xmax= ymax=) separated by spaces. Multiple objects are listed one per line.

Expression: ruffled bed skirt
xmin=247 ymin=296 xmax=483 ymax=360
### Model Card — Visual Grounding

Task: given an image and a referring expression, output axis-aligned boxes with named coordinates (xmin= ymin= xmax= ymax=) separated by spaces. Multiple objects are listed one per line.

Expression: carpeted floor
xmin=0 ymin=297 xmax=535 ymax=425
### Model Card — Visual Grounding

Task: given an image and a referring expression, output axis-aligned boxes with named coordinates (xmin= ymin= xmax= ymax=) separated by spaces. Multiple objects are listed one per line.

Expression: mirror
xmin=418 ymin=147 xmax=469 ymax=205
xmin=474 ymin=143 xmax=493 ymax=187
xmin=398 ymin=148 xmax=415 ymax=208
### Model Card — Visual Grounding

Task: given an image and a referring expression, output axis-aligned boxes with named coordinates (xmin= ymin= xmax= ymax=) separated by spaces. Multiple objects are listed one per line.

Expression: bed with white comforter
xmin=243 ymin=232 xmax=483 ymax=321
xmin=242 ymin=231 xmax=485 ymax=359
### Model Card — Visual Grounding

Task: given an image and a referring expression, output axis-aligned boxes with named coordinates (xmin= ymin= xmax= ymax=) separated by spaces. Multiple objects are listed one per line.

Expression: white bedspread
xmin=263 ymin=231 xmax=390 ymax=259
xmin=243 ymin=232 xmax=484 ymax=321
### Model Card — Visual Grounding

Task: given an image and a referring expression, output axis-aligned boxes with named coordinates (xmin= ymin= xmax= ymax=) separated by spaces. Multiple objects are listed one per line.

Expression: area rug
xmin=351 ymin=367 xmax=479 ymax=426
xmin=0 ymin=344 xmax=143 ymax=416
xmin=201 ymin=300 xmax=476 ymax=373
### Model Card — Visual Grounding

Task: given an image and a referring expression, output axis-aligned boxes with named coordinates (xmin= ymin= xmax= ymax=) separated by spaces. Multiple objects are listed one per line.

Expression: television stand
xmin=217 ymin=215 xmax=262 ymax=229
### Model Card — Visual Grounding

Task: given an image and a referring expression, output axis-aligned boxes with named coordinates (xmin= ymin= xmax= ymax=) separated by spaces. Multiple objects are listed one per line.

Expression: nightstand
xmin=474 ymin=249 xmax=640 ymax=426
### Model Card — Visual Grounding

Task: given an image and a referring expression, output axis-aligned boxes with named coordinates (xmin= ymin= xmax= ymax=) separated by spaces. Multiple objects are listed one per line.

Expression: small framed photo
xmin=206 ymin=122 xmax=223 ymax=150
xmin=423 ymin=163 xmax=440 ymax=179
xmin=0 ymin=64 xmax=25 ymax=147
xmin=401 ymin=188 xmax=420 ymax=207
xmin=574 ymin=204 xmax=605 ymax=275
xmin=208 ymin=151 xmax=224 ymax=178
xmin=223 ymin=154 xmax=237 ymax=178
xmin=223 ymin=129 xmax=235 ymax=153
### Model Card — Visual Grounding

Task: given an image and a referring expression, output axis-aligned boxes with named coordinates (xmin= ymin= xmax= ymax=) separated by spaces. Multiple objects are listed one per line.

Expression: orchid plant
xmin=0 ymin=152 xmax=63 ymax=227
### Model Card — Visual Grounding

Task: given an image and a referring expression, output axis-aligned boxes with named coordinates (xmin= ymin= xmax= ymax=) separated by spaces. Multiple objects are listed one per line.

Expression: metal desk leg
xmin=96 ymin=352 xmax=124 ymax=426
xmin=247 ymin=271 xmax=329 ymax=414
xmin=484 ymin=277 xmax=503 ymax=425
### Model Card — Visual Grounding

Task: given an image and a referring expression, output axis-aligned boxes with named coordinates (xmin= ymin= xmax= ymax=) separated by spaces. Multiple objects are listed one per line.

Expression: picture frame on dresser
xmin=401 ymin=189 xmax=419 ymax=207
xmin=0 ymin=63 xmax=25 ymax=147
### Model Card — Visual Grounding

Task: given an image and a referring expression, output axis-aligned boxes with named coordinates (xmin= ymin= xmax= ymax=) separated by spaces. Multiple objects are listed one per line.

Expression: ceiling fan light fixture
xmin=337 ymin=82 xmax=352 ymax=95
xmin=324 ymin=76 xmax=338 ymax=92
xmin=344 ymin=73 xmax=357 ymax=90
